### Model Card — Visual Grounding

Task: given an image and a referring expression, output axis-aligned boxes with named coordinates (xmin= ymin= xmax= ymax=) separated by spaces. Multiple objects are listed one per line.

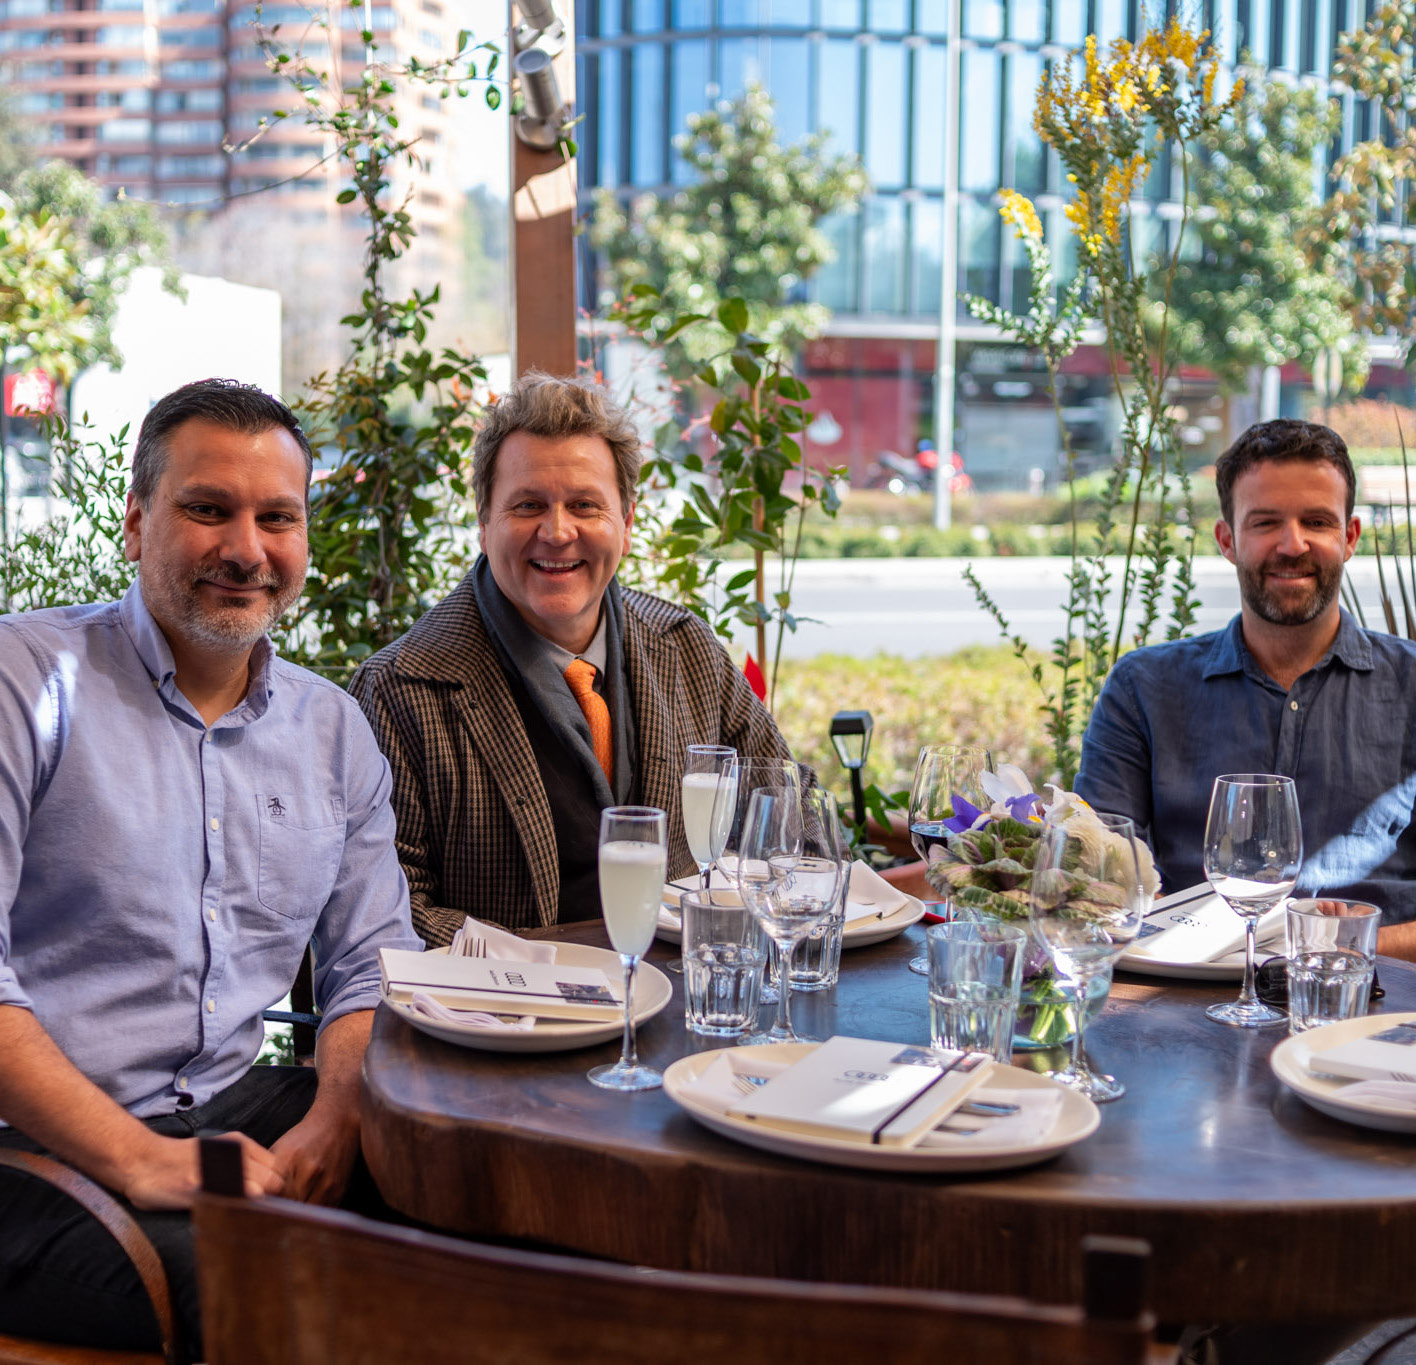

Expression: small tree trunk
xmin=753 ymin=495 xmax=767 ymax=673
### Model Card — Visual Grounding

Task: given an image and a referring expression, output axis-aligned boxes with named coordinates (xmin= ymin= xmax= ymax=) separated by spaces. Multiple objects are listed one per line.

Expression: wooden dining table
xmin=360 ymin=920 xmax=1416 ymax=1329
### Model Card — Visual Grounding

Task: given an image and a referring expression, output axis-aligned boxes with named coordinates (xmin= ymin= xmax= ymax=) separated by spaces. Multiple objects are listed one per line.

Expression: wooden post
xmin=510 ymin=2 xmax=577 ymax=379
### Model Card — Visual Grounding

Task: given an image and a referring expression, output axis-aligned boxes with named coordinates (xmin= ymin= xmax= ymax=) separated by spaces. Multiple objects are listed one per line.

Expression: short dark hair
xmin=130 ymin=378 xmax=314 ymax=507
xmin=472 ymin=371 xmax=642 ymax=519
xmin=1215 ymin=419 xmax=1356 ymax=524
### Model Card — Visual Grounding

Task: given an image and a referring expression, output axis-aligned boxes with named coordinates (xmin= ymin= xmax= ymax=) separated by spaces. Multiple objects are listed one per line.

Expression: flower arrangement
xmin=924 ymin=766 xmax=1160 ymax=1047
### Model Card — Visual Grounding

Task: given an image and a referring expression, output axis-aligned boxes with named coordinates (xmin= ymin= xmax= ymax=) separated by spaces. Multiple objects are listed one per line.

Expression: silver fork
xmin=730 ymin=1071 xmax=772 ymax=1095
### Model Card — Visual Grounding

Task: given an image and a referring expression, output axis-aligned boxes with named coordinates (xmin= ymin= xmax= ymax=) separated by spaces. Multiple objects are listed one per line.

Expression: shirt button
xmin=204 ymin=733 xmax=212 ymax=744
xmin=1289 ymin=699 xmax=1299 ymax=711
xmin=205 ymin=999 xmax=215 ymax=1013
xmin=209 ymin=818 xmax=219 ymax=831
xmin=207 ymin=908 xmax=217 ymax=922
xmin=177 ymin=1076 xmax=189 ymax=1090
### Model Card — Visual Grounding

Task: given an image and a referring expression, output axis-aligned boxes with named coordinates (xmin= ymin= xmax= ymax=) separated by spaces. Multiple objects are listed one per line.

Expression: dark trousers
xmin=0 ymin=1065 xmax=319 ymax=1363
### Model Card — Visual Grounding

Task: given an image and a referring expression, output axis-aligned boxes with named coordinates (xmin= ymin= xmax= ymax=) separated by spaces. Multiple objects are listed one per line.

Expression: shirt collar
xmin=1202 ymin=608 xmax=1373 ymax=682
xmin=540 ymin=609 xmax=609 ymax=678
xmin=118 ymin=579 xmax=275 ymax=723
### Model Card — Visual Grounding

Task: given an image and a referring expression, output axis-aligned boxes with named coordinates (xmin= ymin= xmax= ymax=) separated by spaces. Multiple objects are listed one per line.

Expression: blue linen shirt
xmin=0 ymin=582 xmax=421 ymax=1119
xmin=1075 ymin=611 xmax=1416 ymax=924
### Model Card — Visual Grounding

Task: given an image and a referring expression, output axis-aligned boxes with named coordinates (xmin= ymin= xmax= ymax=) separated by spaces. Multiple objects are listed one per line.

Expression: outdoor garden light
xmin=512 ymin=48 xmax=569 ymax=149
xmin=516 ymin=0 xmax=560 ymax=33
xmin=829 ymin=710 xmax=874 ymax=830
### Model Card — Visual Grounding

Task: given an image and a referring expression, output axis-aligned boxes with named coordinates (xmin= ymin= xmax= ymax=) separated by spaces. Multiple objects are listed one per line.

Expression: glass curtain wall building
xmin=577 ymin=0 xmax=1406 ymax=490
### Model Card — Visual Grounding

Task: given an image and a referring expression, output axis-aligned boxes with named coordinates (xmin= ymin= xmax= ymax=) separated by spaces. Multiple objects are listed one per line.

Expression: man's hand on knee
xmin=122 ymin=1131 xmax=287 ymax=1210
xmin=268 ymin=1106 xmax=359 ymax=1206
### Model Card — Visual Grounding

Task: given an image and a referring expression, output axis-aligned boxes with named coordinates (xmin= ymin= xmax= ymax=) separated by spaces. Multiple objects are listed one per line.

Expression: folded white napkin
xmin=448 ymin=916 xmax=558 ymax=964
xmin=845 ymin=859 xmax=910 ymax=924
xmin=679 ymin=1050 xmax=796 ymax=1117
xmin=1123 ymin=884 xmax=1287 ymax=965
xmin=919 ymin=1085 xmax=1063 ymax=1149
xmin=1331 ymin=1080 xmax=1416 ymax=1112
xmin=407 ymin=992 xmax=539 ymax=1031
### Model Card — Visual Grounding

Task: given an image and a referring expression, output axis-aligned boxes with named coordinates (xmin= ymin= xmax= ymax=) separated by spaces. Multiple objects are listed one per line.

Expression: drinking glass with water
xmin=1285 ymin=899 xmax=1381 ymax=1033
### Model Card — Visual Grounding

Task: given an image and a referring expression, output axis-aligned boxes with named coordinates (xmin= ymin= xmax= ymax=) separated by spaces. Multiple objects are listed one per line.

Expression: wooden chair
xmin=0 ymin=1151 xmax=174 ymax=1365
xmin=193 ymin=1144 xmax=1172 ymax=1365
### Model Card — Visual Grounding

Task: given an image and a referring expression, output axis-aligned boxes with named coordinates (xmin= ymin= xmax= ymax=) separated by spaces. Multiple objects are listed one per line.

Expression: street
xmin=723 ymin=556 xmax=1395 ymax=659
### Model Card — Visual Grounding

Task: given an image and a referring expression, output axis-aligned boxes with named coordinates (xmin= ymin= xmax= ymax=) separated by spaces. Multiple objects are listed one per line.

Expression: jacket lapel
xmin=623 ymin=605 xmax=679 ymax=817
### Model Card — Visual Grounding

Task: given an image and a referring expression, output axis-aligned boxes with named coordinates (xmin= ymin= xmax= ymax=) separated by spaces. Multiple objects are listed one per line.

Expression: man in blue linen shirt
xmin=1076 ymin=419 xmax=1416 ymax=955
xmin=0 ymin=379 xmax=420 ymax=1359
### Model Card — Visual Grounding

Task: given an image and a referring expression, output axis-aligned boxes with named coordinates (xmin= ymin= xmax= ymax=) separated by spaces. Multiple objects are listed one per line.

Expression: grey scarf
xmin=471 ymin=555 xmax=637 ymax=807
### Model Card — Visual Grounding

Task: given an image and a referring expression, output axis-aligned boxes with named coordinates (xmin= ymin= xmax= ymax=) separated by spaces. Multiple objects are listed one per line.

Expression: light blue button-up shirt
xmin=1076 ymin=611 xmax=1416 ymax=923
xmin=0 ymin=582 xmax=420 ymax=1118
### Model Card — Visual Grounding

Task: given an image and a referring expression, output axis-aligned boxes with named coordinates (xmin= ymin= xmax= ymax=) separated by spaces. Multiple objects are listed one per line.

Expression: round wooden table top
xmin=361 ymin=921 xmax=1416 ymax=1326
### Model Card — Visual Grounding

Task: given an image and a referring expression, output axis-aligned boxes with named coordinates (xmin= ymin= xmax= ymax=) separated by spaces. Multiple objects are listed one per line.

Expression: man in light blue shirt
xmin=0 ymin=379 xmax=419 ymax=1359
xmin=1077 ymin=419 xmax=1416 ymax=953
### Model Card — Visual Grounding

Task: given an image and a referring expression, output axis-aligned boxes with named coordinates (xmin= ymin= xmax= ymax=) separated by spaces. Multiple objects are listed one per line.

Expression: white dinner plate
xmin=1271 ymin=1011 xmax=1416 ymax=1134
xmin=384 ymin=943 xmax=672 ymax=1054
xmin=656 ymin=894 xmax=927 ymax=951
xmin=663 ymin=1043 xmax=1099 ymax=1173
xmin=1117 ymin=943 xmax=1287 ymax=982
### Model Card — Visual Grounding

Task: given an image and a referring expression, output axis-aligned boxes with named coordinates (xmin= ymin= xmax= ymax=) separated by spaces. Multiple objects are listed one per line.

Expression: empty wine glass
xmin=1203 ymin=773 xmax=1302 ymax=1028
xmin=682 ymin=745 xmax=737 ymax=891
xmin=1028 ymin=812 xmax=1148 ymax=1102
xmin=907 ymin=744 xmax=994 ymax=975
xmin=588 ymin=806 xmax=667 ymax=1092
xmin=716 ymin=758 xmax=804 ymax=1006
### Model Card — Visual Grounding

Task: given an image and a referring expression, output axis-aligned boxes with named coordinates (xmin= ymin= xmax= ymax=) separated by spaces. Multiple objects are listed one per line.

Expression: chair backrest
xmin=193 ymin=1192 xmax=1161 ymax=1365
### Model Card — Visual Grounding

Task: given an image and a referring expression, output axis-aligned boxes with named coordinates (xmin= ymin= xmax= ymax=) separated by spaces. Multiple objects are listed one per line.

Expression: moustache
xmin=190 ymin=562 xmax=284 ymax=591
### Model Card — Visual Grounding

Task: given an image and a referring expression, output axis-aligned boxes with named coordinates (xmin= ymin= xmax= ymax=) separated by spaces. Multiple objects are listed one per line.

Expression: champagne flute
xmin=682 ymin=745 xmax=737 ymax=890
xmin=716 ymin=757 xmax=804 ymax=1007
xmin=1028 ymin=811 xmax=1147 ymax=1101
xmin=907 ymin=744 xmax=994 ymax=975
xmin=588 ymin=806 xmax=668 ymax=1092
xmin=1203 ymin=773 xmax=1302 ymax=1028
xmin=735 ymin=786 xmax=818 ymax=1045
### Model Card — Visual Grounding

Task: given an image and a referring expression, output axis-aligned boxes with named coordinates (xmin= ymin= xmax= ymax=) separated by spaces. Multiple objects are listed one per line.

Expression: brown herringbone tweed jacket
xmin=349 ymin=572 xmax=794 ymax=944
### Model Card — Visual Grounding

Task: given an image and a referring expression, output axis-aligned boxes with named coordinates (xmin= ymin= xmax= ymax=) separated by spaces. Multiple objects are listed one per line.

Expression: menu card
xmin=1124 ymin=884 xmax=1286 ymax=965
xmin=726 ymin=1036 xmax=994 ymax=1148
xmin=1308 ymin=1023 xmax=1416 ymax=1083
xmin=379 ymin=948 xmax=623 ymax=1021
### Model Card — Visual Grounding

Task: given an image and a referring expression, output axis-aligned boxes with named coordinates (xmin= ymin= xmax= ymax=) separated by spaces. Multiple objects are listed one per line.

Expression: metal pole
xmin=932 ymin=0 xmax=962 ymax=531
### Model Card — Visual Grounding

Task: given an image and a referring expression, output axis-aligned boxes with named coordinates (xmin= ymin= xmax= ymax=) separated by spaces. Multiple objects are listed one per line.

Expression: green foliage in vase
xmin=961 ymin=20 xmax=1241 ymax=787
xmin=1163 ymin=69 xmax=1363 ymax=396
xmin=254 ymin=3 xmax=500 ymax=671
xmin=590 ymin=84 xmax=867 ymax=363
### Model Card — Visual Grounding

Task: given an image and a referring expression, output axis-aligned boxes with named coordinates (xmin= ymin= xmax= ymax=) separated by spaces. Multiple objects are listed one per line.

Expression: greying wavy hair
xmin=472 ymin=371 xmax=642 ymax=518
xmin=131 ymin=378 xmax=313 ymax=508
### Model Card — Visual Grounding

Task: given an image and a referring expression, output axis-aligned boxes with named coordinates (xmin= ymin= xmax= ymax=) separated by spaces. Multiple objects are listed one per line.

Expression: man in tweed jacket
xmin=350 ymin=372 xmax=793 ymax=944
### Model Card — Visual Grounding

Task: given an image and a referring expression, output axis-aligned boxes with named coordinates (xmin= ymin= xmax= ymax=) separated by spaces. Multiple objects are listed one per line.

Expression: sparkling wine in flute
xmin=681 ymin=772 xmax=721 ymax=867
xmin=599 ymin=839 xmax=668 ymax=956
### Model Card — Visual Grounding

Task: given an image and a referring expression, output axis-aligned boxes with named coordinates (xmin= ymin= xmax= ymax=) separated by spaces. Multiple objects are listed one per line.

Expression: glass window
xmin=598 ymin=49 xmax=621 ymax=185
xmin=1052 ymin=0 xmax=1086 ymax=45
xmin=814 ymin=210 xmax=859 ymax=312
xmin=819 ymin=0 xmax=860 ymax=28
xmin=155 ymin=118 xmax=221 ymax=143
xmin=959 ymin=47 xmax=1000 ymax=193
xmin=98 ymin=118 xmax=152 ymax=142
xmin=631 ymin=0 xmax=662 ymax=33
xmin=718 ymin=35 xmax=763 ymax=98
xmin=720 ymin=0 xmax=756 ymax=27
xmin=1003 ymin=220 xmax=1032 ymax=311
xmin=865 ymin=197 xmax=906 ymax=312
xmin=911 ymin=43 xmax=945 ymax=189
xmin=599 ymin=0 xmax=622 ymax=39
xmin=1212 ymin=0 xmax=1239 ymax=58
xmin=1007 ymin=51 xmax=1044 ymax=193
xmin=1243 ymin=0 xmax=1268 ymax=64
xmin=916 ymin=0 xmax=948 ymax=35
xmin=1093 ymin=0 xmax=1126 ymax=41
xmin=631 ymin=43 xmax=663 ymax=185
xmin=672 ymin=0 xmax=711 ymax=26
xmin=1049 ymin=207 xmax=1078 ymax=289
xmin=816 ymin=38 xmax=859 ymax=156
xmin=959 ymin=196 xmax=999 ymax=305
xmin=670 ymin=39 xmax=710 ymax=154
xmin=911 ymin=197 xmax=943 ymax=316
xmin=964 ymin=0 xmax=1004 ymax=41
xmin=869 ymin=0 xmax=907 ymax=32
xmin=769 ymin=0 xmax=811 ymax=27
xmin=98 ymin=25 xmax=146 ymax=43
xmin=768 ymin=38 xmax=810 ymax=143
xmin=1009 ymin=0 xmax=1044 ymax=42
xmin=865 ymin=41 xmax=906 ymax=188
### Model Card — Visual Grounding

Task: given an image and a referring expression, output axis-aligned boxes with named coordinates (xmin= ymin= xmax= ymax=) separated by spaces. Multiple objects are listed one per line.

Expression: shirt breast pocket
xmin=257 ymin=794 xmax=346 ymax=920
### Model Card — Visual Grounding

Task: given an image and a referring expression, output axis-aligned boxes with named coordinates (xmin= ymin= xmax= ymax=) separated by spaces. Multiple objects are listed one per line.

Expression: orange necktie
xmin=564 ymin=658 xmax=613 ymax=783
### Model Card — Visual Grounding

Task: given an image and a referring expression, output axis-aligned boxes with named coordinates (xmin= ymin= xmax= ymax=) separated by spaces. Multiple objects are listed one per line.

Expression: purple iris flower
xmin=942 ymin=794 xmax=984 ymax=833
xmin=1004 ymin=792 xmax=1041 ymax=822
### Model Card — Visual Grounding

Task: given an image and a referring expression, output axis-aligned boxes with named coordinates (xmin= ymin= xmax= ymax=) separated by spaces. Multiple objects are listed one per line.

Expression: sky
xmin=457 ymin=28 xmax=511 ymax=193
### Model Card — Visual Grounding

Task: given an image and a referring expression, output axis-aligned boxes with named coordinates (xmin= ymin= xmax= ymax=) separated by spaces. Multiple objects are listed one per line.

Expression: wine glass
xmin=588 ymin=806 xmax=668 ymax=1092
xmin=1203 ymin=773 xmax=1303 ymax=1028
xmin=735 ymin=786 xmax=828 ymax=1045
xmin=1028 ymin=811 xmax=1148 ymax=1102
xmin=682 ymin=745 xmax=737 ymax=891
xmin=716 ymin=758 xmax=804 ymax=1006
xmin=907 ymin=744 xmax=994 ymax=975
